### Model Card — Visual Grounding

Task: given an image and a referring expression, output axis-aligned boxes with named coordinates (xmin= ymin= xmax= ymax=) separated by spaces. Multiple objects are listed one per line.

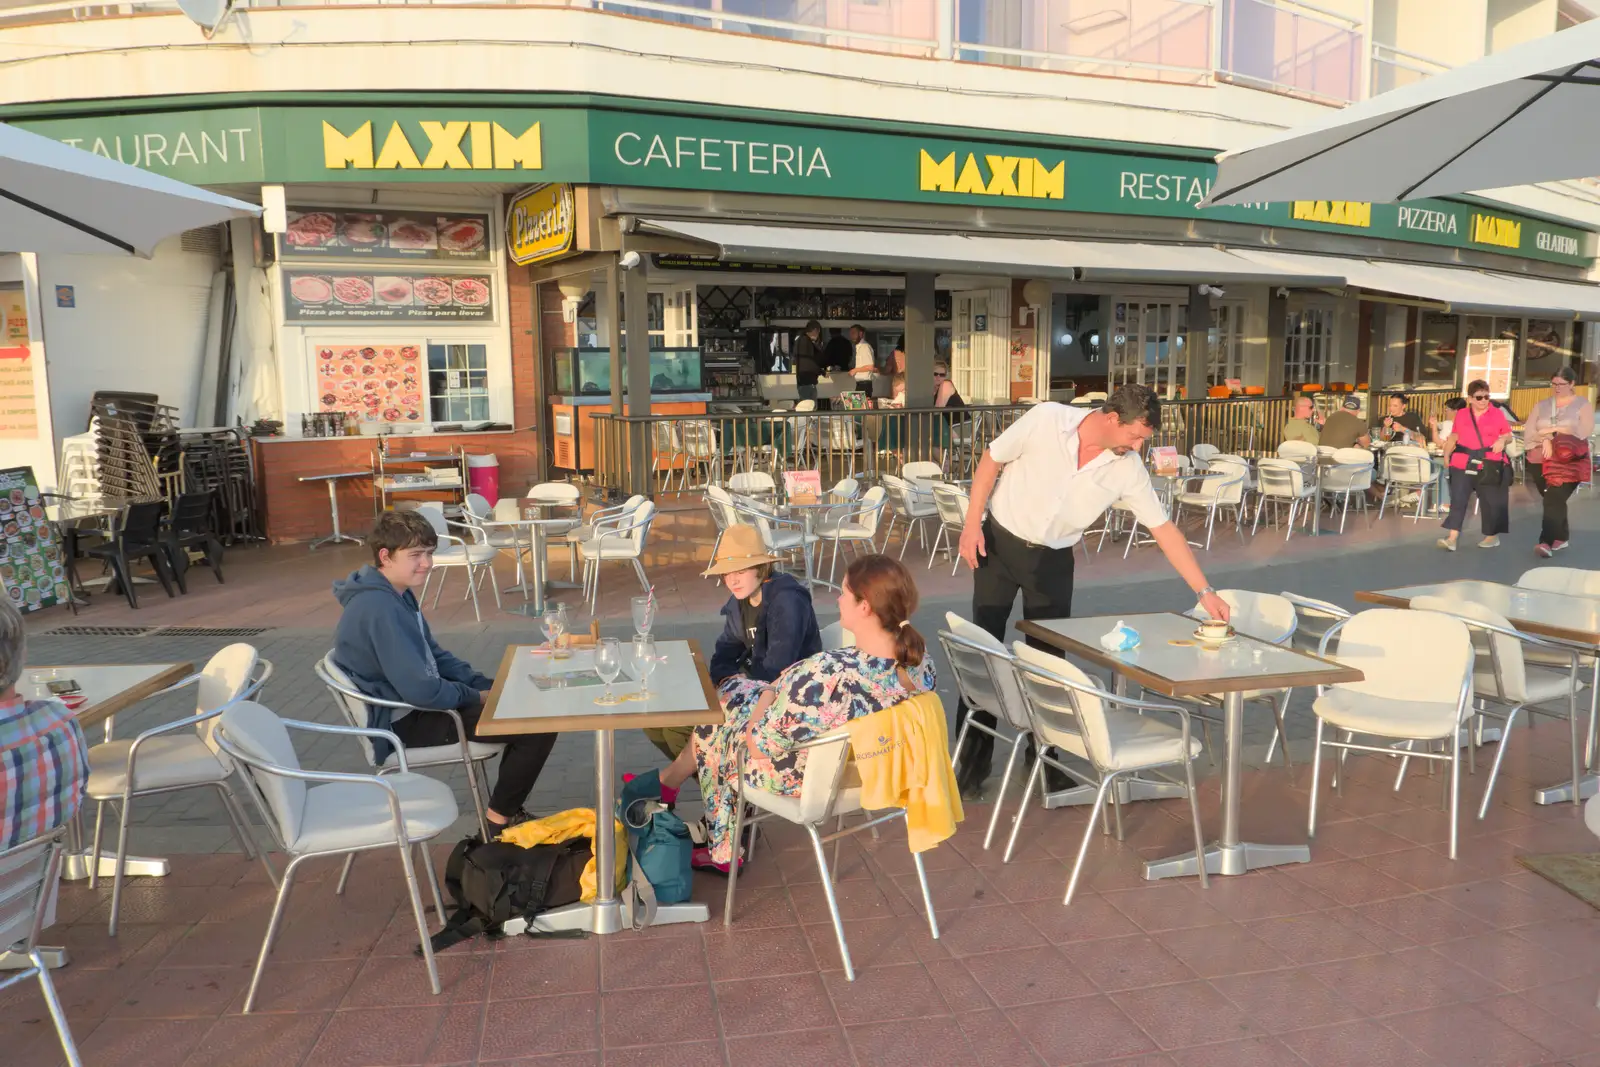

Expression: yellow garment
xmin=496 ymin=807 xmax=626 ymax=902
xmin=845 ymin=692 xmax=964 ymax=853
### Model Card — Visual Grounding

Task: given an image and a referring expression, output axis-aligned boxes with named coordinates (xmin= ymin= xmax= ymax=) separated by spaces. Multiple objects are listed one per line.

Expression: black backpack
xmin=426 ymin=836 xmax=589 ymax=952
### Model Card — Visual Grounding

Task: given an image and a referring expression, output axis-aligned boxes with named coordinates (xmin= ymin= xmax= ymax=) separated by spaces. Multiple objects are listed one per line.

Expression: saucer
xmin=1192 ymin=626 xmax=1235 ymax=646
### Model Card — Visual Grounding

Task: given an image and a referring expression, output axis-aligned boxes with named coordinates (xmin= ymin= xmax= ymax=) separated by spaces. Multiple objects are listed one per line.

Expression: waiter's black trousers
xmin=954 ymin=517 xmax=1076 ymax=781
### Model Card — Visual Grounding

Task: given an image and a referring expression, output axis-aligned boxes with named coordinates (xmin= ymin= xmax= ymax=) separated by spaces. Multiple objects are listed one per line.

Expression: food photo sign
xmin=284 ymin=271 xmax=494 ymax=322
xmin=315 ymin=345 xmax=425 ymax=424
xmin=0 ymin=466 xmax=67 ymax=614
xmin=281 ymin=208 xmax=490 ymax=261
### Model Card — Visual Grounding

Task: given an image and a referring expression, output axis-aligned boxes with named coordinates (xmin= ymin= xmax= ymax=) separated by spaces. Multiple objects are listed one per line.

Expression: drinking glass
xmin=594 ymin=638 xmax=623 ymax=706
xmin=628 ymin=634 xmax=657 ymax=702
xmin=631 ymin=595 xmax=655 ymax=637
xmin=542 ymin=606 xmax=568 ymax=660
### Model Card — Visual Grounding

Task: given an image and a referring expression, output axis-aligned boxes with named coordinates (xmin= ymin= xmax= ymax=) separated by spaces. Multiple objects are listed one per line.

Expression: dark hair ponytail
xmin=843 ymin=554 xmax=925 ymax=667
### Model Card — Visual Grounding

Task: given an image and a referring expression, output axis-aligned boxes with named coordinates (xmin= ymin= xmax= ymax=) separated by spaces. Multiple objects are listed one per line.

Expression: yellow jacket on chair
xmin=845 ymin=691 xmax=964 ymax=852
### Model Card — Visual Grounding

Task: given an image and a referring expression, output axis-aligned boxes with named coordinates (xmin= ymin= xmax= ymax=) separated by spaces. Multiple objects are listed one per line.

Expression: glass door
xmin=1111 ymin=301 xmax=1185 ymax=395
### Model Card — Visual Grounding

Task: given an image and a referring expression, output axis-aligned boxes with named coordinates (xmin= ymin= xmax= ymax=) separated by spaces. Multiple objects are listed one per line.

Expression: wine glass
xmin=594 ymin=638 xmax=623 ymax=706
xmin=628 ymin=634 xmax=657 ymax=702
xmin=631 ymin=595 xmax=655 ymax=637
xmin=542 ymin=606 xmax=567 ymax=660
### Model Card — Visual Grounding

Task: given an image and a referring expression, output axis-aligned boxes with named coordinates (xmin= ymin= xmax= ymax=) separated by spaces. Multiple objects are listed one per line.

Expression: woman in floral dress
xmin=659 ymin=554 xmax=936 ymax=869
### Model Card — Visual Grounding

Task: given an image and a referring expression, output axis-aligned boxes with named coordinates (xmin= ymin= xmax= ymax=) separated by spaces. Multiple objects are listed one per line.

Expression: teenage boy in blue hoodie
xmin=333 ymin=509 xmax=556 ymax=829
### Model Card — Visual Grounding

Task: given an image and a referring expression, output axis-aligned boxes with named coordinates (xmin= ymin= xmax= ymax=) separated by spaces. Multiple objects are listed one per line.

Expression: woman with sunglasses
xmin=1437 ymin=379 xmax=1515 ymax=551
xmin=1522 ymin=365 xmax=1594 ymax=557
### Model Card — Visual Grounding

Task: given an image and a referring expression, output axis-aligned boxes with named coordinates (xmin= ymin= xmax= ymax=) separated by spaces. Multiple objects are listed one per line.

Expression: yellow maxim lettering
xmin=1472 ymin=214 xmax=1522 ymax=249
xmin=492 ymin=122 xmax=542 ymax=169
xmin=374 ymin=123 xmax=422 ymax=170
xmin=322 ymin=121 xmax=373 ymax=169
xmin=320 ymin=119 xmax=543 ymax=171
xmin=918 ymin=149 xmax=1063 ymax=199
xmin=1292 ymin=200 xmax=1372 ymax=227
xmin=419 ymin=121 xmax=472 ymax=169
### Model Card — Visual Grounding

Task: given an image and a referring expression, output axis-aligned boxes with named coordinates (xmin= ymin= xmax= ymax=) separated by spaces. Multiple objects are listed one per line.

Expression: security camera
xmin=1275 ymin=287 xmax=1290 ymax=298
xmin=619 ymin=250 xmax=642 ymax=270
xmin=1198 ymin=284 xmax=1226 ymax=298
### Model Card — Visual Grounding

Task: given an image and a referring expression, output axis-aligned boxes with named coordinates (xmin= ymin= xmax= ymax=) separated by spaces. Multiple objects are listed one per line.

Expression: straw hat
xmin=703 ymin=525 xmax=781 ymax=577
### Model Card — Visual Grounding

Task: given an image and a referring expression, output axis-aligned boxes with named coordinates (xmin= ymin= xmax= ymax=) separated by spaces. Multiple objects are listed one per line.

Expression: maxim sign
xmin=322 ymin=120 xmax=543 ymax=171
xmin=918 ymin=150 xmax=1064 ymax=199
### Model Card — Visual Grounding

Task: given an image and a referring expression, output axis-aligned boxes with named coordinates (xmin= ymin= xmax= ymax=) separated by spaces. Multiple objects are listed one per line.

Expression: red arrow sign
xmin=0 ymin=348 xmax=29 ymax=361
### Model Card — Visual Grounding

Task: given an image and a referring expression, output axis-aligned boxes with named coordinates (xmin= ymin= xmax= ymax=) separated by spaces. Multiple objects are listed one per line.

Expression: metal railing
xmin=1218 ymin=0 xmax=1362 ymax=105
xmin=954 ymin=0 xmax=1213 ymax=84
xmin=1369 ymin=41 xmax=1450 ymax=96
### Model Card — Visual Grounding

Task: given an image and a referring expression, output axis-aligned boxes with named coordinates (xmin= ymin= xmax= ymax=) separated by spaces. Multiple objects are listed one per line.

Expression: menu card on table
xmin=784 ymin=470 xmax=823 ymax=504
xmin=1150 ymin=446 xmax=1180 ymax=477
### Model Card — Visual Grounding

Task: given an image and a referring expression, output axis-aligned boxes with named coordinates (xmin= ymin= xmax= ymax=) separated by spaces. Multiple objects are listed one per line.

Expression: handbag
xmin=619 ymin=768 xmax=694 ymax=905
xmin=1461 ymin=408 xmax=1508 ymax=487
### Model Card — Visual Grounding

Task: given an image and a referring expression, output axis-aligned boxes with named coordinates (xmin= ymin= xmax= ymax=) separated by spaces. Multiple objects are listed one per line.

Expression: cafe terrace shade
xmin=1205 ymin=19 xmax=1600 ymax=207
xmin=0 ymin=120 xmax=258 ymax=256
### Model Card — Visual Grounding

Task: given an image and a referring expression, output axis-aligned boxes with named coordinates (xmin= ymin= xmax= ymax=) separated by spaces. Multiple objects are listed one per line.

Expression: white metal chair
xmin=416 ymin=502 xmax=500 ymax=622
xmin=732 ymin=499 xmax=817 ymax=577
xmin=563 ymin=494 xmax=645 ymax=583
xmin=527 ymin=481 xmax=583 ymax=576
xmin=1276 ymin=440 xmax=1318 ymax=462
xmin=1173 ymin=463 xmax=1247 ymax=550
xmin=705 ymin=485 xmax=746 ymax=558
xmin=1517 ymin=566 xmax=1600 ymax=597
xmin=316 ymin=652 xmax=502 ymax=843
xmin=901 ymin=460 xmax=944 ymax=487
xmin=578 ymin=500 xmax=657 ymax=612
xmin=1191 ymin=443 xmax=1220 ymax=466
xmin=880 ymin=474 xmax=937 ymax=560
xmin=940 ymin=615 xmax=1093 ymax=853
xmin=1319 ymin=448 xmax=1375 ymax=532
xmin=1282 ymin=592 xmax=1351 ymax=656
xmin=815 ymin=486 xmax=886 ymax=585
xmin=928 ymin=483 xmax=969 ymax=573
xmin=1410 ymin=595 xmax=1587 ymax=820
xmin=214 ymin=701 xmax=458 ymax=1014
xmin=1309 ymin=609 xmax=1476 ymax=858
xmin=720 ymin=719 xmax=940 ymax=981
xmin=827 ymin=477 xmax=859 ymax=504
xmin=1252 ymin=458 xmax=1315 ymax=539
xmin=673 ymin=420 xmax=721 ymax=492
xmin=0 ymin=828 xmax=82 ymax=1066
xmin=1007 ymin=642 xmax=1207 ymax=904
xmin=1375 ymin=445 xmax=1435 ymax=521
xmin=85 ymin=643 xmax=272 ymax=935
xmin=728 ymin=471 xmax=777 ymax=498
xmin=1185 ymin=591 xmax=1298 ymax=766
xmin=466 ymin=493 xmax=532 ymax=593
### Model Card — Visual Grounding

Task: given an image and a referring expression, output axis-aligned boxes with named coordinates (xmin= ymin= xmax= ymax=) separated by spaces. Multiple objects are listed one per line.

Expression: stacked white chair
xmin=214 ymin=702 xmax=458 ymax=1013
xmin=1308 ymin=609 xmax=1476 ymax=858
xmin=86 ymin=643 xmax=272 ymax=935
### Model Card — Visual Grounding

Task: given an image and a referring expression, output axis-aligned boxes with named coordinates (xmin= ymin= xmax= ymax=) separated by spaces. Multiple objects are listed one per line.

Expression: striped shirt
xmin=1 ymin=694 xmax=88 ymax=851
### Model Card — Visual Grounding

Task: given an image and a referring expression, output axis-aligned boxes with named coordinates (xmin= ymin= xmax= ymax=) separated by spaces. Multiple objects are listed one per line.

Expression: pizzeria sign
xmin=284 ymin=270 xmax=495 ymax=322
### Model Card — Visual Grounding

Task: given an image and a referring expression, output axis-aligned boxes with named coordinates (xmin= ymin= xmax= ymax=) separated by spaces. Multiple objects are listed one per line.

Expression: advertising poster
xmin=0 ymin=466 xmax=67 ymax=614
xmin=0 ymin=287 xmax=35 ymax=440
xmin=285 ymin=270 xmax=494 ymax=322
xmin=315 ymin=345 xmax=424 ymax=424
xmin=1464 ymin=338 xmax=1516 ymax=399
xmin=281 ymin=208 xmax=490 ymax=260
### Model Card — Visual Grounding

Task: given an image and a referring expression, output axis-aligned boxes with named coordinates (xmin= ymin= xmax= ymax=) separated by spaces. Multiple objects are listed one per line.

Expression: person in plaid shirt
xmin=0 ymin=596 xmax=88 ymax=850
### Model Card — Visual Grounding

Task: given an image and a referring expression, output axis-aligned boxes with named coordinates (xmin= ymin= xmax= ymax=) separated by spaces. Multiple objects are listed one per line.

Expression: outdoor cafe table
xmin=0 ymin=661 xmax=192 ymax=971
xmin=1356 ymin=580 xmax=1600 ymax=807
xmin=1018 ymin=613 xmax=1362 ymax=879
xmin=477 ymin=639 xmax=723 ymax=934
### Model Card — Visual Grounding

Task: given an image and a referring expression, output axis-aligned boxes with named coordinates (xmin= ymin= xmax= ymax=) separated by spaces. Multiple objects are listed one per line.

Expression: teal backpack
xmin=620 ymin=769 xmax=694 ymax=905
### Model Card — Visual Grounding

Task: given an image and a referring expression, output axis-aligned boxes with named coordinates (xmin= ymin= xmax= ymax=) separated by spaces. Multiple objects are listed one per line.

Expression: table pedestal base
xmin=59 ymin=852 xmax=168 ymax=881
xmin=1534 ymin=773 xmax=1598 ymax=806
xmin=0 ymin=948 xmax=68 ymax=971
xmin=1144 ymin=840 xmax=1311 ymax=881
xmin=309 ymin=479 xmax=363 ymax=550
xmin=1044 ymin=775 xmax=1186 ymax=808
xmin=502 ymin=898 xmax=710 ymax=937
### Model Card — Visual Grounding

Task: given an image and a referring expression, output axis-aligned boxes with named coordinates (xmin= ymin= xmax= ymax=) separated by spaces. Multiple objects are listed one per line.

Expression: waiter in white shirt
xmin=952 ymin=384 xmax=1231 ymax=797
xmin=849 ymin=324 xmax=876 ymax=392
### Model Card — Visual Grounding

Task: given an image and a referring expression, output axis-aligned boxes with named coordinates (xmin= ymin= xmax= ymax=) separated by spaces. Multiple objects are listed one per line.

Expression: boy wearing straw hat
xmin=643 ymin=526 xmax=822 ymax=760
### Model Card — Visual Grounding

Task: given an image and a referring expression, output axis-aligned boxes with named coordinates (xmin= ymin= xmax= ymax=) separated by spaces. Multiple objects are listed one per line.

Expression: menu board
xmin=1463 ymin=338 xmax=1515 ymax=399
xmin=0 ymin=466 xmax=67 ymax=614
xmin=281 ymin=208 xmax=490 ymax=261
xmin=285 ymin=271 xmax=494 ymax=322
xmin=316 ymin=344 xmax=425 ymax=424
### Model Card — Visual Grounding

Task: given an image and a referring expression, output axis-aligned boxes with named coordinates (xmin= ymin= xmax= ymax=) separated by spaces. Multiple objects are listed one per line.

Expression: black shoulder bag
xmin=1462 ymin=408 xmax=1507 ymax=487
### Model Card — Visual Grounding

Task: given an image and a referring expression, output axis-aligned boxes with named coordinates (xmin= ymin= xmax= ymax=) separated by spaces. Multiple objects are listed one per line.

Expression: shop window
xmin=1523 ymin=318 xmax=1571 ymax=383
xmin=1284 ymin=306 xmax=1334 ymax=387
xmin=428 ymin=342 xmax=490 ymax=422
xmin=1208 ymin=302 xmax=1246 ymax=385
xmin=1111 ymin=301 xmax=1187 ymax=396
xmin=1050 ymin=293 xmax=1104 ymax=392
xmin=1418 ymin=313 xmax=1461 ymax=383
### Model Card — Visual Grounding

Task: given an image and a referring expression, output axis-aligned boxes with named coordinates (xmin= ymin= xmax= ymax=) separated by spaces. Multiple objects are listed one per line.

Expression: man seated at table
xmin=333 ymin=510 xmax=557 ymax=830
xmin=1380 ymin=393 xmax=1431 ymax=446
xmin=1320 ymin=396 xmax=1372 ymax=449
xmin=1282 ymin=396 xmax=1322 ymax=444
xmin=0 ymin=596 xmax=88 ymax=851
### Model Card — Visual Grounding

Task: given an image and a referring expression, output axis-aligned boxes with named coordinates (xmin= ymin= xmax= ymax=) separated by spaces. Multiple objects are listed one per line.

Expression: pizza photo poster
xmin=0 ymin=465 xmax=67 ymax=614
xmin=280 ymin=209 xmax=490 ymax=261
xmin=315 ymin=345 xmax=425 ymax=424
xmin=285 ymin=270 xmax=494 ymax=322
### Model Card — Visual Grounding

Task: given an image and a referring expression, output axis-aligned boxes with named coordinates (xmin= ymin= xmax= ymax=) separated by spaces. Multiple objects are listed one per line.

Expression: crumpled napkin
xmin=1099 ymin=620 xmax=1140 ymax=652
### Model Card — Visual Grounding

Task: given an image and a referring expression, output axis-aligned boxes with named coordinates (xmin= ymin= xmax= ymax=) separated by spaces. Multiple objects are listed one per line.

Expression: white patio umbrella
xmin=0 ymin=121 xmax=259 ymax=255
xmin=1205 ymin=20 xmax=1600 ymax=206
